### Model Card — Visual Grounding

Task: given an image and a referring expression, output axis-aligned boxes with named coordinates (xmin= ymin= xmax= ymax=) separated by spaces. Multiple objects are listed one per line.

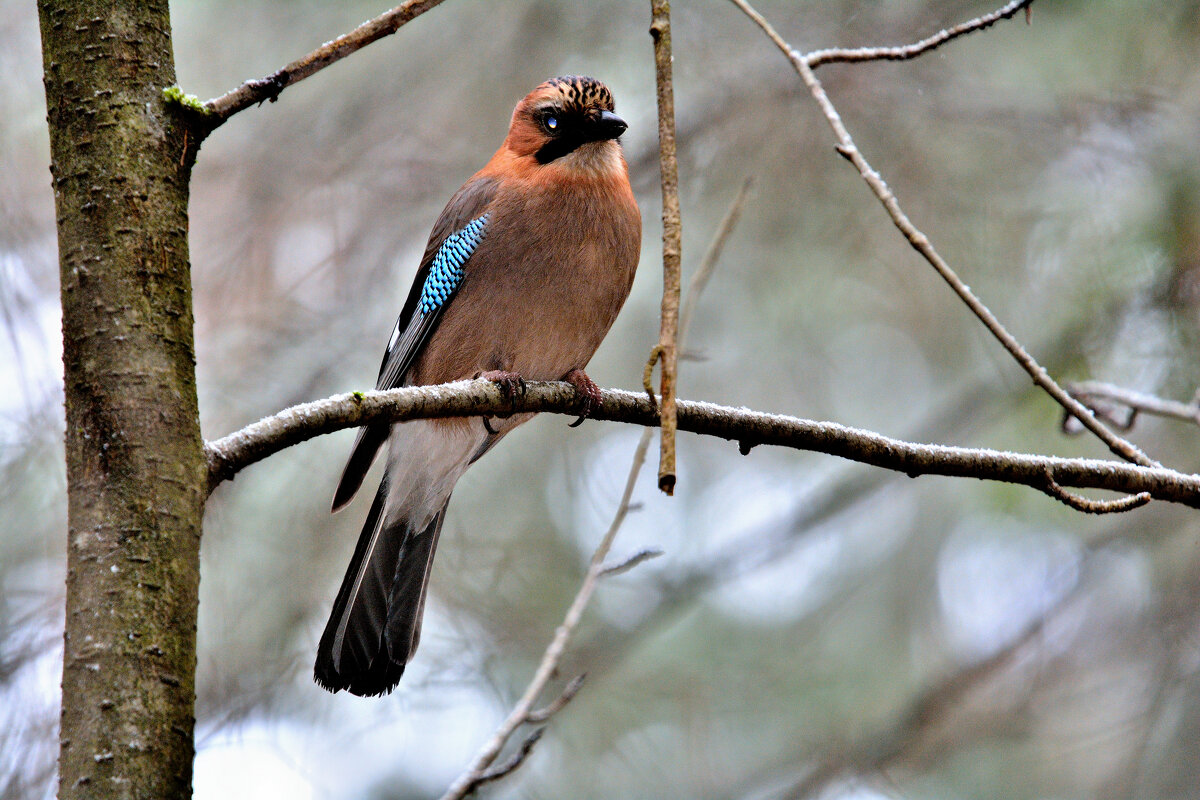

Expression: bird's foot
xmin=478 ymin=370 xmax=526 ymax=406
xmin=476 ymin=370 xmax=526 ymax=433
xmin=564 ymin=368 xmax=602 ymax=427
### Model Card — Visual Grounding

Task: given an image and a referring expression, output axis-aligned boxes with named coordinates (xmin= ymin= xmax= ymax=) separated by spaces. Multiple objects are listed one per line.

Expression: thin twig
xmin=642 ymin=345 xmax=662 ymax=411
xmin=727 ymin=0 xmax=1159 ymax=472
xmin=525 ymin=674 xmax=587 ymax=723
xmin=599 ymin=547 xmax=665 ymax=578
xmin=465 ymin=728 xmax=544 ymax=793
xmin=436 ymin=431 xmax=653 ymax=800
xmin=805 ymin=0 xmax=1035 ymax=68
xmin=202 ymin=0 xmax=447 ymax=123
xmin=1041 ymin=468 xmax=1151 ymax=514
xmin=650 ymin=0 xmax=683 ymax=495
xmin=1065 ymin=381 xmax=1200 ymax=432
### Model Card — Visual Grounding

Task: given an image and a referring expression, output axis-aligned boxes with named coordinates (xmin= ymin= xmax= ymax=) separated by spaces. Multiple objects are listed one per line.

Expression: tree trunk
xmin=38 ymin=2 xmax=204 ymax=797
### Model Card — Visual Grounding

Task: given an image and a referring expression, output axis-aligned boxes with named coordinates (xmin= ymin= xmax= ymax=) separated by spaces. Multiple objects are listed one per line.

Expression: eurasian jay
xmin=315 ymin=76 xmax=641 ymax=696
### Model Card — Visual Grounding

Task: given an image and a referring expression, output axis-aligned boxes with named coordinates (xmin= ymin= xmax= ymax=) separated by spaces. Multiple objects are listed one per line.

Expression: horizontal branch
xmin=204 ymin=379 xmax=1200 ymax=508
xmin=202 ymin=0 xmax=446 ymax=123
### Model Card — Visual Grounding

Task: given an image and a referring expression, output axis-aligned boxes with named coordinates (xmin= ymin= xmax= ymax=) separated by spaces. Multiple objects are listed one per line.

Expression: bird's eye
xmin=545 ymin=116 xmax=558 ymax=131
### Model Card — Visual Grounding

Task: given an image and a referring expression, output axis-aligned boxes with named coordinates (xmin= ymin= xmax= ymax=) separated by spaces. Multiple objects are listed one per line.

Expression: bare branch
xmin=1065 ymin=381 xmax=1200 ymax=432
xmin=205 ymin=379 xmax=1200 ymax=507
xmin=805 ymin=0 xmax=1035 ymax=68
xmin=202 ymin=0 xmax=447 ymax=123
xmin=649 ymin=0 xmax=683 ymax=495
xmin=727 ymin=0 xmax=1160 ymax=471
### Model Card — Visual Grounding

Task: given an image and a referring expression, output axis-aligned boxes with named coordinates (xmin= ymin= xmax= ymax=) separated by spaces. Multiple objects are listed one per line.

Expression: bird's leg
xmin=563 ymin=368 xmax=602 ymax=428
xmin=476 ymin=370 xmax=526 ymax=432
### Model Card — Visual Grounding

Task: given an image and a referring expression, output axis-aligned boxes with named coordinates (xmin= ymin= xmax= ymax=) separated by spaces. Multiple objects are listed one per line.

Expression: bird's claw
xmin=564 ymin=369 xmax=602 ymax=427
xmin=477 ymin=371 xmax=526 ymax=429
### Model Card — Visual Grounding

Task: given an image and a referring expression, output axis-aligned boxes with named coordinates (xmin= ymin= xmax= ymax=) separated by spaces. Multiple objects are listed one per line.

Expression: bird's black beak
xmin=591 ymin=110 xmax=627 ymax=141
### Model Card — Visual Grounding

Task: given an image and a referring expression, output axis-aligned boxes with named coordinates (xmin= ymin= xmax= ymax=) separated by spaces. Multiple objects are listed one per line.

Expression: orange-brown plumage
xmin=316 ymin=77 xmax=640 ymax=696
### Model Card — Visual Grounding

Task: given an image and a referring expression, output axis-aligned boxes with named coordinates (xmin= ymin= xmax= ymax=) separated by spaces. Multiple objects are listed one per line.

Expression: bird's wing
xmin=332 ymin=177 xmax=499 ymax=512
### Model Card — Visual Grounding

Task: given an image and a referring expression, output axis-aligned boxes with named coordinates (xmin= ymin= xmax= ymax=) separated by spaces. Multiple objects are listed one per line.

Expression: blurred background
xmin=4 ymin=0 xmax=1200 ymax=798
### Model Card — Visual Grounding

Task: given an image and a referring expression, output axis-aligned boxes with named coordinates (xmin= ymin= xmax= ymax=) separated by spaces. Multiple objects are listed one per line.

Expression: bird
xmin=315 ymin=76 xmax=641 ymax=696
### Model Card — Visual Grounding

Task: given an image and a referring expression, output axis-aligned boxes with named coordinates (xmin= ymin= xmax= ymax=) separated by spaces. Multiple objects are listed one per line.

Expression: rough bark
xmin=38 ymin=2 xmax=204 ymax=797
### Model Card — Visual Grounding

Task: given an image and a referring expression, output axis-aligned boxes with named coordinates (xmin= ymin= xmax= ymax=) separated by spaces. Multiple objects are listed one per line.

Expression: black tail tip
xmin=314 ymin=656 xmax=407 ymax=697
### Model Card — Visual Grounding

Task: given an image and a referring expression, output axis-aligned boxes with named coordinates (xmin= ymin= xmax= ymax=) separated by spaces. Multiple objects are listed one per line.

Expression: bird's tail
xmin=315 ymin=419 xmax=487 ymax=696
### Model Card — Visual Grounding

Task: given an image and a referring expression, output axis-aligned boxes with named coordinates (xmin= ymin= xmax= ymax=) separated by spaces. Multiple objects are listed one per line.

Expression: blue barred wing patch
xmin=418 ymin=213 xmax=490 ymax=314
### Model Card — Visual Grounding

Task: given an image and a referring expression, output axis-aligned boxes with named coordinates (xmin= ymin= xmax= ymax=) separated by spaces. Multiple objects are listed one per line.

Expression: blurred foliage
xmin=3 ymin=1 xmax=1200 ymax=798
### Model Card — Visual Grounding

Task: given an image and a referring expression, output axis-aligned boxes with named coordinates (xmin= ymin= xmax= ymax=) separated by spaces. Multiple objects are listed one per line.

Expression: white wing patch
xmin=387 ymin=317 xmax=403 ymax=353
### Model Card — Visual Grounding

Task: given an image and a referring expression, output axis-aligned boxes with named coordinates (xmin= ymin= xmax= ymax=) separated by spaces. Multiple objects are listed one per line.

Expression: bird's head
xmin=504 ymin=76 xmax=628 ymax=172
